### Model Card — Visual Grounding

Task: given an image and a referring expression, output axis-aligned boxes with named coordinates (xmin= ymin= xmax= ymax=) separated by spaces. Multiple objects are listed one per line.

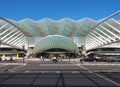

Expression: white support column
xmin=93 ymin=30 xmax=110 ymax=43
xmin=11 ymin=37 xmax=26 ymax=46
xmin=89 ymin=33 xmax=104 ymax=44
xmin=85 ymin=38 xmax=98 ymax=48
xmin=0 ymin=23 xmax=8 ymax=30
xmin=105 ymin=22 xmax=120 ymax=34
xmin=85 ymin=40 xmax=97 ymax=50
xmin=0 ymin=18 xmax=28 ymax=49
xmin=100 ymin=25 xmax=120 ymax=39
xmin=4 ymin=31 xmax=21 ymax=42
xmin=5 ymin=34 xmax=23 ymax=44
xmin=91 ymin=31 xmax=107 ymax=44
xmin=111 ymin=18 xmax=120 ymax=26
xmin=0 ymin=26 xmax=14 ymax=36
xmin=87 ymin=36 xmax=101 ymax=46
xmin=87 ymin=36 xmax=99 ymax=46
xmin=1 ymin=29 xmax=17 ymax=40
xmin=9 ymin=35 xmax=25 ymax=44
xmin=14 ymin=38 xmax=26 ymax=46
xmin=96 ymin=27 xmax=115 ymax=41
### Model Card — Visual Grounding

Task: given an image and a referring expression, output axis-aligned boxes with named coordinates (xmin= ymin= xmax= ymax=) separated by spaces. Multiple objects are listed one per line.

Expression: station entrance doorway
xmin=35 ymin=48 xmax=78 ymax=62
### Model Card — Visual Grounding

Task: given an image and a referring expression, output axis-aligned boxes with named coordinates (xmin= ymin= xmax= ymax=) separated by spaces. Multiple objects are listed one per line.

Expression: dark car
xmin=80 ymin=57 xmax=98 ymax=62
xmin=109 ymin=57 xmax=120 ymax=62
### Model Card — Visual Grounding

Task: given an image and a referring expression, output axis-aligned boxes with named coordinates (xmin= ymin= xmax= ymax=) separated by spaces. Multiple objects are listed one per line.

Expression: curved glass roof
xmin=14 ymin=18 xmax=97 ymax=49
xmin=33 ymin=35 xmax=79 ymax=54
xmin=17 ymin=18 xmax=97 ymax=37
xmin=0 ymin=11 xmax=120 ymax=51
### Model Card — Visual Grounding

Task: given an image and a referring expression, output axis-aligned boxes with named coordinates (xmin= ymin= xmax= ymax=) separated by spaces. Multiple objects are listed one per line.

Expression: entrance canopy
xmin=33 ymin=35 xmax=79 ymax=54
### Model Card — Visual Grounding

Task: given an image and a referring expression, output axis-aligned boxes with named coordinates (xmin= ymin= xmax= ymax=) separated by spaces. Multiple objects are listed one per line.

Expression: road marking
xmin=25 ymin=71 xmax=30 ymax=73
xmin=72 ymin=71 xmax=80 ymax=73
xmin=76 ymin=63 xmax=120 ymax=86
xmin=95 ymin=73 xmax=120 ymax=86
xmin=74 ymin=62 xmax=120 ymax=66
xmin=41 ymin=71 xmax=46 ymax=73
xmin=56 ymin=71 xmax=61 ymax=73
xmin=0 ymin=65 xmax=7 ymax=67
xmin=24 ymin=71 xmax=46 ymax=73
xmin=76 ymin=64 xmax=88 ymax=70
xmin=77 ymin=64 xmax=93 ymax=73
xmin=9 ymin=64 xmax=26 ymax=72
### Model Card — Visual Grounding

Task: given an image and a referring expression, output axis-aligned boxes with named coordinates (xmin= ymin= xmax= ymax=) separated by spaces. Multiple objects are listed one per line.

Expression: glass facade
xmin=0 ymin=11 xmax=120 ymax=54
xmin=33 ymin=35 xmax=79 ymax=54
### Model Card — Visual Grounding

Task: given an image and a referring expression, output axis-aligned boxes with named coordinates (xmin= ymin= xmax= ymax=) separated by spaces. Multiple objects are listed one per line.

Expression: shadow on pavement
xmin=0 ymin=72 xmax=119 ymax=87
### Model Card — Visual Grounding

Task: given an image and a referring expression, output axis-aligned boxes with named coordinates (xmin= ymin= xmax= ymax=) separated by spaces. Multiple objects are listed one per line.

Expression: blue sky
xmin=0 ymin=0 xmax=120 ymax=21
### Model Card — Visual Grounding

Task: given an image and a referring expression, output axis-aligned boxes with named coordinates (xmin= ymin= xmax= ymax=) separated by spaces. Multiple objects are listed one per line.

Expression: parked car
xmin=109 ymin=56 xmax=120 ymax=62
xmin=97 ymin=57 xmax=108 ymax=62
xmin=79 ymin=57 xmax=98 ymax=62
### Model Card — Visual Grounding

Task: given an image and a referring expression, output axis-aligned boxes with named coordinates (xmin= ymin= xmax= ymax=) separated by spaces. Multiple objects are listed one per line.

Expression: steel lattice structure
xmin=0 ymin=17 xmax=28 ymax=49
xmin=85 ymin=11 xmax=120 ymax=50
xmin=0 ymin=11 xmax=120 ymax=53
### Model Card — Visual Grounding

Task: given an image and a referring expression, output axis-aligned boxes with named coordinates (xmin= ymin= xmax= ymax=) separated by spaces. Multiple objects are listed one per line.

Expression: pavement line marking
xmin=72 ymin=71 xmax=80 ymax=73
xmin=76 ymin=64 xmax=88 ymax=70
xmin=94 ymin=73 xmax=120 ymax=86
xmin=74 ymin=62 xmax=120 ymax=66
xmin=25 ymin=71 xmax=30 ymax=73
xmin=76 ymin=63 xmax=120 ymax=86
xmin=72 ymin=62 xmax=93 ymax=74
xmin=24 ymin=70 xmax=46 ymax=73
xmin=56 ymin=71 xmax=61 ymax=73
xmin=0 ymin=64 xmax=8 ymax=67
xmin=77 ymin=64 xmax=93 ymax=73
xmin=9 ymin=64 xmax=26 ymax=71
xmin=41 ymin=71 xmax=45 ymax=73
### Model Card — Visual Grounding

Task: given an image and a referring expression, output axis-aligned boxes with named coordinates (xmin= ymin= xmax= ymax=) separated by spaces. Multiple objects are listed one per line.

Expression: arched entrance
xmin=33 ymin=35 xmax=79 ymax=59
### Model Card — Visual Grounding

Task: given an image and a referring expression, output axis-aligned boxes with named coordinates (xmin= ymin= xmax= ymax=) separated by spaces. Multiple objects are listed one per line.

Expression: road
xmin=0 ymin=59 xmax=120 ymax=87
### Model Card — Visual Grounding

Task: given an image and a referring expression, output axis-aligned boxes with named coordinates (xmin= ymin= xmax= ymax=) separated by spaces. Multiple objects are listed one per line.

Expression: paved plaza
xmin=0 ymin=58 xmax=120 ymax=87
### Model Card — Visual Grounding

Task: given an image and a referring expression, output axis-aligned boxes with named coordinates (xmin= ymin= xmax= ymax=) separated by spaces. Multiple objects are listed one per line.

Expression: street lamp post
xmin=0 ymin=36 xmax=1 ymax=58
xmin=0 ymin=36 xmax=1 ymax=47
xmin=23 ymin=45 xmax=25 ymax=64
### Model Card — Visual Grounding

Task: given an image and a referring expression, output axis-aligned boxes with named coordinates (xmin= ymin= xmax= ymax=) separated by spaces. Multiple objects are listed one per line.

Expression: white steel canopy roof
xmin=0 ymin=17 xmax=28 ymax=49
xmin=0 ymin=11 xmax=120 ymax=51
xmin=33 ymin=35 xmax=79 ymax=54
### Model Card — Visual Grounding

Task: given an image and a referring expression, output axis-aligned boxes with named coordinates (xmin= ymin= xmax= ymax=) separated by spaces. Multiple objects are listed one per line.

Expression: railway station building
xmin=0 ymin=11 xmax=120 ymax=59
